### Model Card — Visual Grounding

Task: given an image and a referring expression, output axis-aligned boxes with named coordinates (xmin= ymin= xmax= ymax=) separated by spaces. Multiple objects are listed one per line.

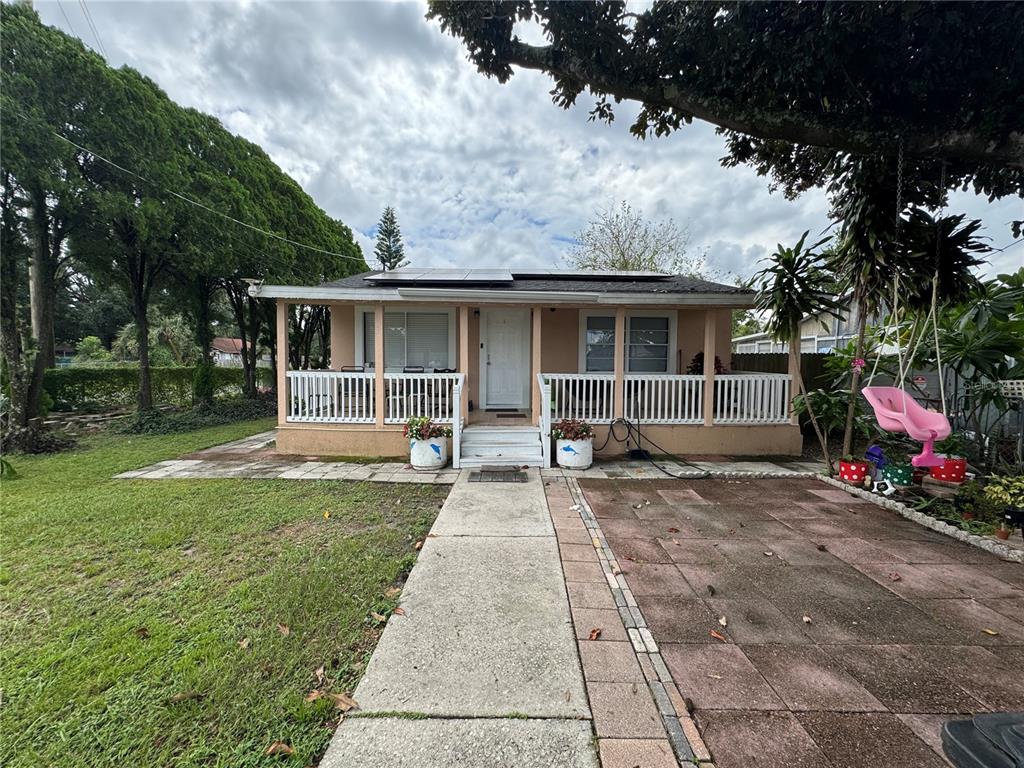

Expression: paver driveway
xmin=576 ymin=476 xmax=1024 ymax=768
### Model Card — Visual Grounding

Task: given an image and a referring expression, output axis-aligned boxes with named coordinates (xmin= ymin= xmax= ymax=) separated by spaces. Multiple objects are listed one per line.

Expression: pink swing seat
xmin=862 ymin=386 xmax=951 ymax=468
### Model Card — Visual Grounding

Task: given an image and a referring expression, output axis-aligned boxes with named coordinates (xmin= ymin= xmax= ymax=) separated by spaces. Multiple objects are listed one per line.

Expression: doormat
xmin=495 ymin=412 xmax=527 ymax=419
xmin=468 ymin=469 xmax=528 ymax=483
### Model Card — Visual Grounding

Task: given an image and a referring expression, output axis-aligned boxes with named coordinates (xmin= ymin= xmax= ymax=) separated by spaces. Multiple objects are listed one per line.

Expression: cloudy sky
xmin=37 ymin=0 xmax=1022 ymax=278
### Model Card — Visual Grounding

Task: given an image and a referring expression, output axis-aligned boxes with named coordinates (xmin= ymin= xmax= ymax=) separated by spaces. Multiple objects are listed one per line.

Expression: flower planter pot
xmin=881 ymin=464 xmax=913 ymax=487
xmin=929 ymin=455 xmax=967 ymax=484
xmin=995 ymin=527 xmax=1010 ymax=540
xmin=556 ymin=438 xmax=593 ymax=470
xmin=961 ymin=511 xmax=975 ymax=521
xmin=409 ymin=437 xmax=448 ymax=471
xmin=838 ymin=460 xmax=870 ymax=485
xmin=911 ymin=467 xmax=928 ymax=486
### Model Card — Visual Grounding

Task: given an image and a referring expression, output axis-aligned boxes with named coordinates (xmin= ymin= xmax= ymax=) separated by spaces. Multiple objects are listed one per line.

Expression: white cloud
xmin=37 ymin=0 xmax=1022 ymax=279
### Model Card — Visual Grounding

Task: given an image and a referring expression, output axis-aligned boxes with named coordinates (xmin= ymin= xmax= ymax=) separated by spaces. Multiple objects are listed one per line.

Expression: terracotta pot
xmin=838 ymin=460 xmax=870 ymax=485
xmin=961 ymin=511 xmax=975 ymax=521
xmin=995 ymin=527 xmax=1010 ymax=540
xmin=929 ymin=455 xmax=967 ymax=483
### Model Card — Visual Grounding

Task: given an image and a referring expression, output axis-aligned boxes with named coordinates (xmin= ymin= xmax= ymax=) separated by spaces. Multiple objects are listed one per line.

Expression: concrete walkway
xmin=320 ymin=470 xmax=598 ymax=768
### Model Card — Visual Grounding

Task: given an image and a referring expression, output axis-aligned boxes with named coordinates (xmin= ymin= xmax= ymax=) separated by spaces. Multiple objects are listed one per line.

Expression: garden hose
xmin=593 ymin=416 xmax=712 ymax=480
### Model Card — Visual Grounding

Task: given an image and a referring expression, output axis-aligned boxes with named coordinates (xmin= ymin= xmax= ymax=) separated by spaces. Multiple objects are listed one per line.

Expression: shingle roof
xmin=323 ymin=270 xmax=750 ymax=295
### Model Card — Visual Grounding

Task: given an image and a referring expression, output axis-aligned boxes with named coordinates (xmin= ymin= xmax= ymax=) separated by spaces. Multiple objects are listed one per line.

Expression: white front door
xmin=480 ymin=308 xmax=530 ymax=408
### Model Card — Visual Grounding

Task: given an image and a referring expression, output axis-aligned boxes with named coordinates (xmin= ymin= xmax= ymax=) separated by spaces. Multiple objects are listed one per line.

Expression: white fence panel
xmin=714 ymin=374 xmax=790 ymax=424
xmin=286 ymin=371 xmax=375 ymax=423
xmin=543 ymin=373 xmax=615 ymax=424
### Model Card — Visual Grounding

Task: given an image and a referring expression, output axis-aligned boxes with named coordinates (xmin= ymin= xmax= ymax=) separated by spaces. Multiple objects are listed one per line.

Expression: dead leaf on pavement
xmin=238 ymin=637 xmax=251 ymax=650
xmin=277 ymin=623 xmax=291 ymax=636
xmin=816 ymin=544 xmax=828 ymax=551
xmin=982 ymin=628 xmax=1000 ymax=636
xmin=393 ymin=606 xmax=406 ymax=616
xmin=709 ymin=630 xmax=727 ymax=643
xmin=135 ymin=626 xmax=150 ymax=639
xmin=888 ymin=572 xmax=902 ymax=582
xmin=802 ymin=615 xmax=813 ymax=624
xmin=588 ymin=628 xmax=602 ymax=641
xmin=668 ymin=527 xmax=680 ymax=533
xmin=718 ymin=616 xmax=728 ymax=627
xmin=264 ymin=740 xmax=294 ymax=756
xmin=707 ymin=673 xmax=722 ymax=680
xmin=763 ymin=551 xmax=774 ymax=557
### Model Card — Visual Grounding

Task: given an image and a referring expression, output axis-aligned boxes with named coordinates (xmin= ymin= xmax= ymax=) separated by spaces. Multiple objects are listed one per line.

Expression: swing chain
xmin=895 ymin=138 xmax=904 ymax=235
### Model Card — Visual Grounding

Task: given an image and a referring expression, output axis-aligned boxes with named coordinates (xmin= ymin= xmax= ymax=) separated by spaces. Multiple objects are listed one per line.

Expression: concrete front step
xmin=459 ymin=456 xmax=544 ymax=468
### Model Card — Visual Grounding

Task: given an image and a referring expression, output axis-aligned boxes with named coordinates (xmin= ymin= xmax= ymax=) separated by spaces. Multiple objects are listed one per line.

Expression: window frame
xmin=355 ymin=305 xmax=457 ymax=371
xmin=578 ymin=309 xmax=677 ymax=374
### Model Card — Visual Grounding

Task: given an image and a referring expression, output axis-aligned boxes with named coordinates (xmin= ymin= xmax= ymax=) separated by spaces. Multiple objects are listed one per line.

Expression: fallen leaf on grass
xmin=264 ymin=740 xmax=294 ymax=756
xmin=135 ymin=626 xmax=150 ymax=639
xmin=982 ymin=628 xmax=1000 ymax=636
xmin=305 ymin=690 xmax=322 ymax=703
xmin=314 ymin=665 xmax=326 ymax=686
xmin=392 ymin=607 xmax=406 ymax=616
xmin=414 ymin=540 xmax=423 ymax=550
xmin=370 ymin=612 xmax=387 ymax=623
xmin=169 ymin=691 xmax=202 ymax=703
xmin=384 ymin=587 xmax=401 ymax=598
xmin=325 ymin=692 xmax=358 ymax=712
xmin=709 ymin=630 xmax=727 ymax=643
xmin=277 ymin=623 xmax=291 ymax=636
xmin=323 ymin=510 xmax=331 ymax=520
xmin=238 ymin=637 xmax=250 ymax=650
xmin=588 ymin=628 xmax=602 ymax=640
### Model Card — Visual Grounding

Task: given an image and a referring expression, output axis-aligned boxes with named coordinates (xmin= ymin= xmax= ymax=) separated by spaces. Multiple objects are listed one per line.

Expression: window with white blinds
xmin=363 ymin=311 xmax=450 ymax=370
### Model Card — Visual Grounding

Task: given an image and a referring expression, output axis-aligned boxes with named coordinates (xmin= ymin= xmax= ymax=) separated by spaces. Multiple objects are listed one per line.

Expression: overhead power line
xmin=55 ymin=0 xmax=78 ymax=40
xmin=44 ymin=127 xmax=366 ymax=264
xmin=77 ymin=0 xmax=108 ymax=59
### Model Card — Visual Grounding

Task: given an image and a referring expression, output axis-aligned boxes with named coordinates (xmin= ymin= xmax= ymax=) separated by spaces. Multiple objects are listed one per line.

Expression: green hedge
xmin=43 ymin=366 xmax=272 ymax=411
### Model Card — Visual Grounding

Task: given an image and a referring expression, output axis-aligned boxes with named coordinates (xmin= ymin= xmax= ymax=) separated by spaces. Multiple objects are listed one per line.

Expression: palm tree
xmin=754 ymin=232 xmax=841 ymax=471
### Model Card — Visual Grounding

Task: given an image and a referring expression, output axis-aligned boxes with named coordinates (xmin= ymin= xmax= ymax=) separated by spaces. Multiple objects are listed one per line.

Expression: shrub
xmin=402 ymin=417 xmax=452 ymax=441
xmin=192 ymin=361 xmax=216 ymax=404
xmin=984 ymin=475 xmax=1024 ymax=509
xmin=551 ymin=418 xmax=594 ymax=441
xmin=111 ymin=394 xmax=276 ymax=435
xmin=686 ymin=351 xmax=728 ymax=375
xmin=43 ymin=366 xmax=272 ymax=411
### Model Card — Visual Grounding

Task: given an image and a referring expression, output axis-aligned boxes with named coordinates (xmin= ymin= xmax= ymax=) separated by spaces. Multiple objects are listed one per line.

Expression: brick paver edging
xmin=564 ymin=477 xmax=714 ymax=768
xmin=818 ymin=475 xmax=1024 ymax=564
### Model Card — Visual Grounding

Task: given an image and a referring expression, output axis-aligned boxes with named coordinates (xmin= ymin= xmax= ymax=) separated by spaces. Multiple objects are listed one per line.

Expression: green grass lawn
xmin=0 ymin=419 xmax=448 ymax=767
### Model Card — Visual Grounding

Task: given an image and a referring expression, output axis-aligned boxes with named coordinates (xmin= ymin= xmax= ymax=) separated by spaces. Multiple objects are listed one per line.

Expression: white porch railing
xmin=714 ymin=374 xmax=791 ymax=424
xmin=537 ymin=373 xmax=552 ymax=468
xmin=625 ymin=375 xmax=703 ymax=424
xmin=287 ymin=371 xmax=375 ymax=423
xmin=383 ymin=372 xmax=462 ymax=424
xmin=543 ymin=373 xmax=615 ymax=424
xmin=452 ymin=376 xmax=465 ymax=468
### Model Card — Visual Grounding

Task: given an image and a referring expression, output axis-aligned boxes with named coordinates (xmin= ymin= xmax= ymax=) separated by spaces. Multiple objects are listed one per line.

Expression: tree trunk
xmin=794 ymin=368 xmax=833 ymax=473
xmin=842 ymin=297 xmax=869 ymax=457
xmin=245 ymin=295 xmax=263 ymax=396
xmin=1 ymin=180 xmax=31 ymax=439
xmin=132 ymin=278 xmax=153 ymax=411
xmin=27 ymin=185 xmax=55 ymax=370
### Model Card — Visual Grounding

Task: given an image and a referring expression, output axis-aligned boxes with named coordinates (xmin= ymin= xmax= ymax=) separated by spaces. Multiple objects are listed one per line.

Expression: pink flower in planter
xmin=851 ymin=358 xmax=866 ymax=375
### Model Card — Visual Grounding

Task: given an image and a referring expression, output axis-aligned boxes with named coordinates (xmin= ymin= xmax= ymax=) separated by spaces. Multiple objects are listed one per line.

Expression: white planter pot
xmin=556 ymin=438 xmax=593 ymax=469
xmin=410 ymin=437 xmax=448 ymax=470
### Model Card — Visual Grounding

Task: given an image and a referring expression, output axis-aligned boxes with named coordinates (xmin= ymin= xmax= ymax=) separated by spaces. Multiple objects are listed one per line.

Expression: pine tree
xmin=374 ymin=206 xmax=408 ymax=271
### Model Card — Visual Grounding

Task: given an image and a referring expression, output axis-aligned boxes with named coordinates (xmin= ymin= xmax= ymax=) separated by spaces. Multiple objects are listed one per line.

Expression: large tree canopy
xmin=428 ymin=1 xmax=1024 ymax=200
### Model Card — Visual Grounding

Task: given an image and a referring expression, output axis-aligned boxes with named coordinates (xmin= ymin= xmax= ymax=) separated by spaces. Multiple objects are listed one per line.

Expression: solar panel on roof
xmin=511 ymin=269 xmax=670 ymax=280
xmin=363 ymin=268 xmax=513 ymax=284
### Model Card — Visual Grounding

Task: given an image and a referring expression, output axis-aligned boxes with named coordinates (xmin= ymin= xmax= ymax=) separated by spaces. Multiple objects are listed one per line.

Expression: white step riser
xmin=459 ymin=457 xmax=544 ymax=468
xmin=461 ymin=439 xmax=542 ymax=449
xmin=462 ymin=450 xmax=544 ymax=461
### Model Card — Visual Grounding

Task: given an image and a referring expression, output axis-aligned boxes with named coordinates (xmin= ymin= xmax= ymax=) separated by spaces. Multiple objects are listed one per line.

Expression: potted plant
xmin=552 ymin=418 xmax=594 ymax=470
xmin=403 ymin=417 xmax=452 ymax=471
xmin=838 ymin=455 xmax=871 ymax=485
xmin=929 ymin=433 xmax=969 ymax=484
xmin=874 ymin=433 xmax=913 ymax=487
xmin=983 ymin=475 xmax=1024 ymax=541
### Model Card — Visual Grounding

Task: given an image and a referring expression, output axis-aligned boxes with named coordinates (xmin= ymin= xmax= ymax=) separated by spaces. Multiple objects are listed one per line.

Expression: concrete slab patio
xmin=321 ymin=470 xmax=596 ymax=768
xmin=563 ymin=475 xmax=1024 ymax=768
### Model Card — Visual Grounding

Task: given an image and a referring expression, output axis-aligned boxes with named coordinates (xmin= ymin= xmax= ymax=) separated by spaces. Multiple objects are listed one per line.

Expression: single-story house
xmin=212 ymin=336 xmax=270 ymax=367
xmin=249 ymin=268 xmax=802 ymax=467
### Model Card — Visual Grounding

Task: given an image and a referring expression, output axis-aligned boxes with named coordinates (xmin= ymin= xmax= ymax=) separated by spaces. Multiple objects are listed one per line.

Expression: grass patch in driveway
xmin=1 ymin=420 xmax=448 ymax=767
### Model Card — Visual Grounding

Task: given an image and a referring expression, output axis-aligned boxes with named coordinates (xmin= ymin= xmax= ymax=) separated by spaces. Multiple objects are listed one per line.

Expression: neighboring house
xmin=55 ymin=343 xmax=76 ymax=368
xmin=249 ymin=268 xmax=802 ymax=466
xmin=733 ymin=299 xmax=885 ymax=354
xmin=212 ymin=337 xmax=268 ymax=367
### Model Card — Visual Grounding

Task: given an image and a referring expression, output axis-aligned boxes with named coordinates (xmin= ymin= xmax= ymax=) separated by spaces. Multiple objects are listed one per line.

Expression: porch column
xmin=374 ymin=303 xmax=385 ymax=428
xmin=531 ymin=306 xmax=542 ymax=424
xmin=276 ymin=299 xmax=288 ymax=426
xmin=613 ymin=307 xmax=626 ymax=419
xmin=328 ymin=304 xmax=349 ymax=371
xmin=788 ymin=333 xmax=801 ymax=425
xmin=458 ymin=306 xmax=470 ymax=423
xmin=703 ymin=311 xmax=716 ymax=426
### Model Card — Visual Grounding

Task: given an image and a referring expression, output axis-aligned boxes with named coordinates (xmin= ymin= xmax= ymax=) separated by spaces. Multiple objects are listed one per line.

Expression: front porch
xmin=273 ymin=300 xmax=803 ymax=466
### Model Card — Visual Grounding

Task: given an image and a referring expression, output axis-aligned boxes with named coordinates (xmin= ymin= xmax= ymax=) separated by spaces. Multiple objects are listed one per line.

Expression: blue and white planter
xmin=410 ymin=437 xmax=448 ymax=470
xmin=556 ymin=438 xmax=593 ymax=470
